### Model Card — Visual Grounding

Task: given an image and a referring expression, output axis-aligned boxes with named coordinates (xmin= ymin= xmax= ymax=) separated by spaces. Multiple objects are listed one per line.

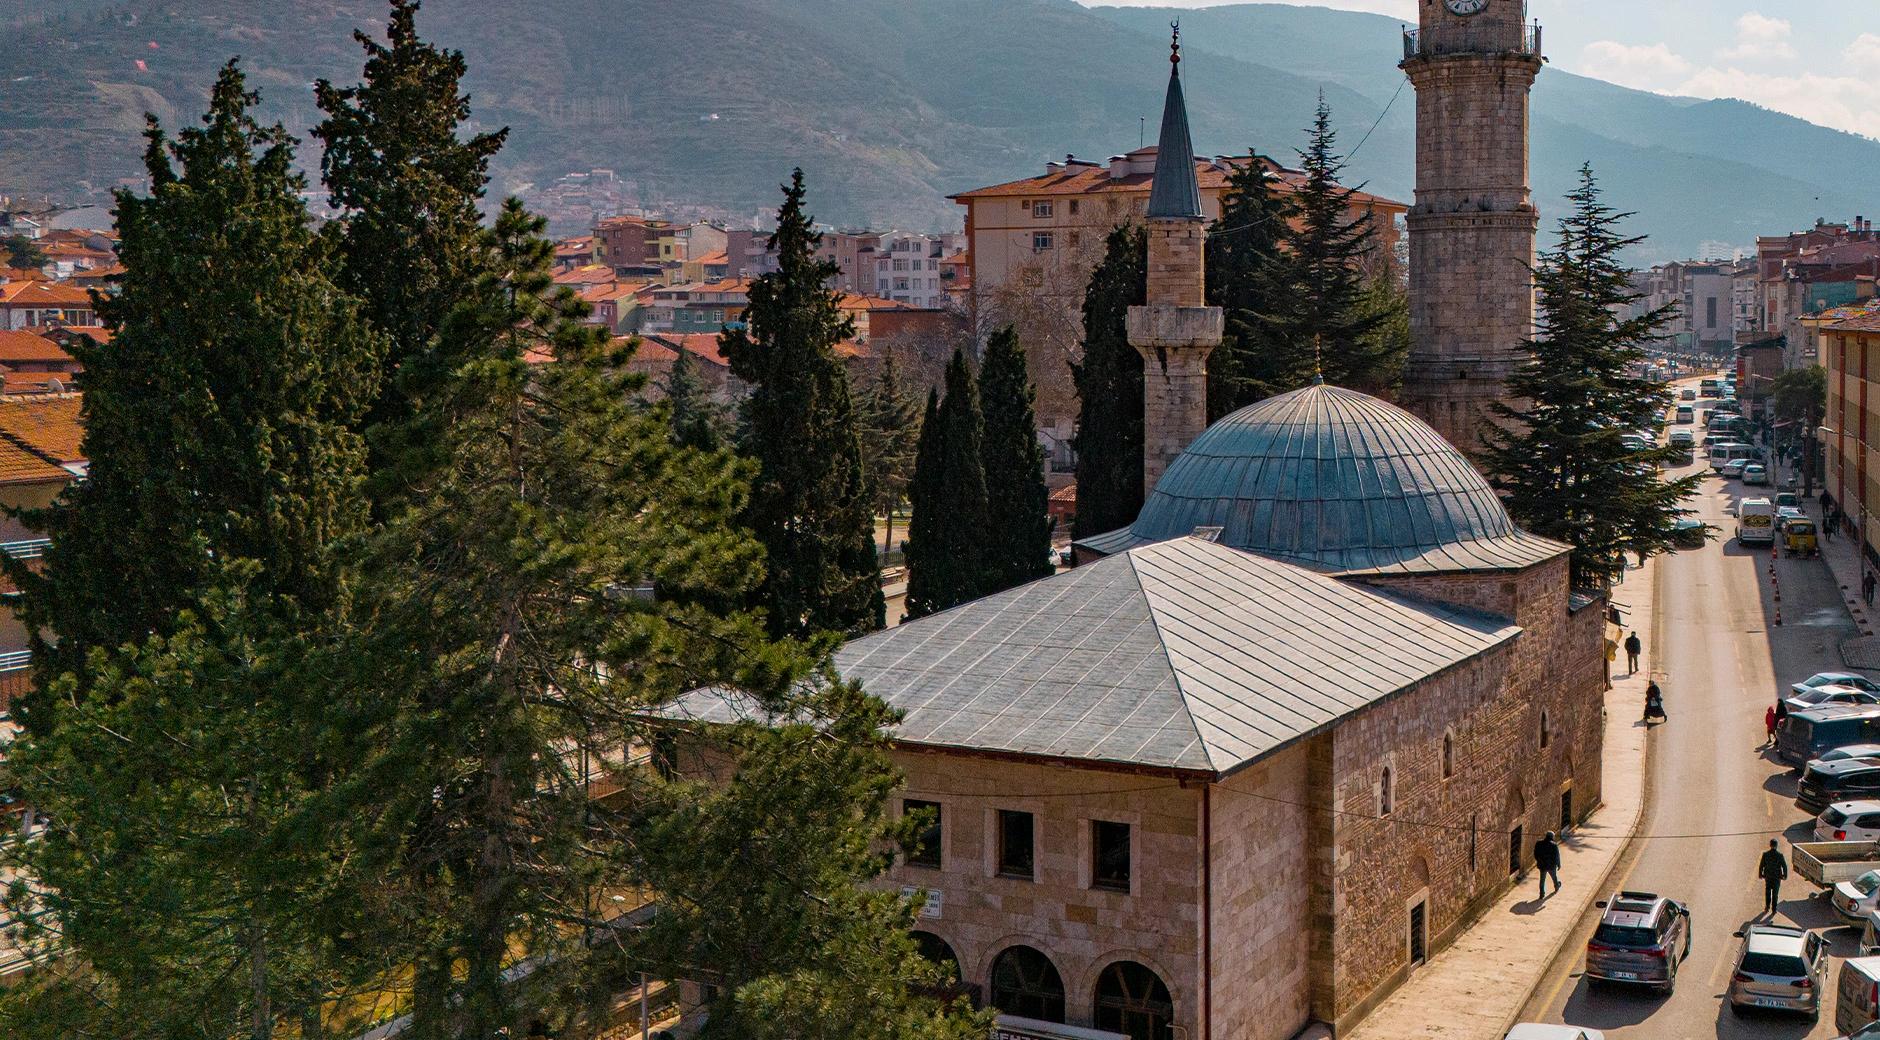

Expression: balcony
xmin=1 ymin=538 xmax=48 ymax=561
xmin=1403 ymin=22 xmax=1542 ymax=61
xmin=0 ymin=651 xmax=29 ymax=673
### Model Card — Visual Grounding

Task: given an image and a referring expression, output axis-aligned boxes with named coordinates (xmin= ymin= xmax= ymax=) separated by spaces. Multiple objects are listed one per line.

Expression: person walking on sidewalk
xmin=1866 ymin=571 xmax=1876 ymax=607
xmin=1766 ymin=704 xmax=1778 ymax=747
xmin=1624 ymin=632 xmax=1642 ymax=674
xmin=1758 ymin=839 xmax=1788 ymax=915
xmin=1534 ymin=831 xmax=1562 ymax=898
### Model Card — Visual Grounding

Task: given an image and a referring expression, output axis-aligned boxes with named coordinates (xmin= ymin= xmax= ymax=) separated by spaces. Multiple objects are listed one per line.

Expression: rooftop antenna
xmin=1140 ymin=116 xmax=1146 ymax=149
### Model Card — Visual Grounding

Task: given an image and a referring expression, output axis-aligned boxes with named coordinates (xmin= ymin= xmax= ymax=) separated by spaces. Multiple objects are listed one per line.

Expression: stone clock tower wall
xmin=1397 ymin=0 xmax=1543 ymax=456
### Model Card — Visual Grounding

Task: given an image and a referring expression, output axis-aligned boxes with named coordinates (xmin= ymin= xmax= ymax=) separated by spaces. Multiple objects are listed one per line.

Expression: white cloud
xmin=1717 ymin=12 xmax=1797 ymax=62
xmin=1577 ymin=40 xmax=1694 ymax=92
xmin=1675 ymin=66 xmax=1880 ymax=137
xmin=1847 ymin=33 xmax=1880 ymax=71
xmin=1078 ymin=0 xmax=1416 ymax=14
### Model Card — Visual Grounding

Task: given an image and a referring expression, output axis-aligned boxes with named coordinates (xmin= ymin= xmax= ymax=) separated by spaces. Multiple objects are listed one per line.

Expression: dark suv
xmin=1585 ymin=891 xmax=1692 ymax=994
xmin=1778 ymin=705 xmax=1880 ymax=767
xmin=1798 ymin=759 xmax=1880 ymax=813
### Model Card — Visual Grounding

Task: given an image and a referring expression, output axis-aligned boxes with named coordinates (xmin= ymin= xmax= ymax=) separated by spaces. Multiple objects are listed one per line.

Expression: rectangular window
xmin=1092 ymin=820 xmax=1131 ymax=891
xmin=997 ymin=809 xmax=1035 ymax=879
xmin=1706 ymin=297 xmax=1718 ymax=328
xmin=1032 ymin=201 xmax=1054 ymax=218
xmin=1069 ymin=200 xmax=1080 ymax=215
xmin=893 ymin=259 xmax=908 ymax=271
xmin=903 ymin=800 xmax=942 ymax=869
xmin=1032 ymin=232 xmax=1054 ymax=253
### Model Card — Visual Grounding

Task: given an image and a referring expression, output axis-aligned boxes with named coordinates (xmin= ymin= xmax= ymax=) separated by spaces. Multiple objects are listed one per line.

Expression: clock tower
xmin=1397 ymin=0 xmax=1544 ymax=455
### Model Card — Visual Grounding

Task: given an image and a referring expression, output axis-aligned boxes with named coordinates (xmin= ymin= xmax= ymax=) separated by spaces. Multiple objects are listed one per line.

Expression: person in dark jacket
xmin=1624 ymin=632 xmax=1642 ymax=674
xmin=1758 ymin=838 xmax=1788 ymax=914
xmin=1534 ymin=831 xmax=1562 ymax=898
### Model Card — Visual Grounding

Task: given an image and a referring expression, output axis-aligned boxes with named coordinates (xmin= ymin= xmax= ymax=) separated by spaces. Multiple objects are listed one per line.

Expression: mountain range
xmin=2 ymin=0 xmax=1876 ymax=262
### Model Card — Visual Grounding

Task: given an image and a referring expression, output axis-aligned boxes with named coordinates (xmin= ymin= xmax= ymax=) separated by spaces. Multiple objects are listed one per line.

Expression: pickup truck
xmin=1794 ymin=840 xmax=1880 ymax=887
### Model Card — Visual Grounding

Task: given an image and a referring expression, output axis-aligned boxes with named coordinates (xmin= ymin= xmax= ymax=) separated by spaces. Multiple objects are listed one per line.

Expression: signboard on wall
xmin=900 ymin=886 xmax=942 ymax=919
xmin=992 ymin=1015 xmax=1130 ymax=1040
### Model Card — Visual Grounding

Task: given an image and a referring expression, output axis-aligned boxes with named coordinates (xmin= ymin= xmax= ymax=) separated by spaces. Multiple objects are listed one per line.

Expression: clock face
xmin=1445 ymin=0 xmax=1489 ymax=14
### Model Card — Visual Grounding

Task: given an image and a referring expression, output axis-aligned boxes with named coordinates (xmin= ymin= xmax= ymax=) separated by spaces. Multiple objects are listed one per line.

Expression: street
xmin=1524 ymin=420 xmax=1860 ymax=1038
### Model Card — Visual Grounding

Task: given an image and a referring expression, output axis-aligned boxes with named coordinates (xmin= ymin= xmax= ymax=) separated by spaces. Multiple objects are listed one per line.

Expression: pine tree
xmin=1482 ymin=165 xmax=1701 ymax=588
xmin=1071 ymin=224 xmax=1147 ymax=540
xmin=1206 ymin=154 xmax=1306 ymax=417
xmin=1277 ymin=97 xmax=1398 ymax=393
xmin=1 ymin=233 xmax=45 ymax=270
xmin=336 ymin=199 xmax=980 ymax=1040
xmin=857 ymin=346 xmax=923 ymax=556
xmin=721 ymin=170 xmax=883 ymax=638
xmin=8 ymin=60 xmax=382 ymax=701
xmin=978 ymin=326 xmax=1052 ymax=592
xmin=314 ymin=0 xmax=507 ymax=472
xmin=664 ymin=343 xmax=728 ymax=451
xmin=0 ymin=62 xmax=382 ymax=1040
xmin=904 ymin=350 xmax=990 ymax=620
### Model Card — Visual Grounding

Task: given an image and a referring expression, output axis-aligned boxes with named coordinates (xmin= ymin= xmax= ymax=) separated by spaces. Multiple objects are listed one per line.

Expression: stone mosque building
xmin=673 ymin=4 xmax=1590 ymax=1039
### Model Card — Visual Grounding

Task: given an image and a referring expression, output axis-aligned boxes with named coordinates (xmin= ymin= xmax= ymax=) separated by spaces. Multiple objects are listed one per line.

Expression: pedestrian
xmin=1765 ymin=704 xmax=1778 ymax=746
xmin=1624 ymin=631 xmax=1642 ymax=674
xmin=1534 ymin=830 xmax=1562 ymax=898
xmin=1644 ymin=680 xmax=1665 ymax=721
xmin=1826 ymin=515 xmax=1835 ymax=543
xmin=1866 ymin=571 xmax=1876 ymax=607
xmin=1758 ymin=838 xmax=1788 ymax=915
xmin=1775 ymin=697 xmax=1789 ymax=726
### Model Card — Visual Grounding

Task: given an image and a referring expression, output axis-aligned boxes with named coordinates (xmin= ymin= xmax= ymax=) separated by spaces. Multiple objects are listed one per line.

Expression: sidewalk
xmin=1342 ymin=555 xmax=1656 ymax=1040
xmin=1774 ymin=463 xmax=1879 ymax=662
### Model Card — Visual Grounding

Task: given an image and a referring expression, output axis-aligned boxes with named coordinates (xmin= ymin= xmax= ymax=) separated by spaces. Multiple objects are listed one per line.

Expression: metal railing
xmin=0 ymin=651 xmax=29 ymax=673
xmin=0 ymin=538 xmax=48 ymax=561
xmin=1403 ymin=22 xmax=1542 ymax=60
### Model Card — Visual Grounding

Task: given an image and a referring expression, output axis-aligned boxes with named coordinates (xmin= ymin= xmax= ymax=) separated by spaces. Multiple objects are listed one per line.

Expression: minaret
xmin=1397 ymin=0 xmax=1544 ymax=455
xmin=1128 ymin=26 xmax=1224 ymax=492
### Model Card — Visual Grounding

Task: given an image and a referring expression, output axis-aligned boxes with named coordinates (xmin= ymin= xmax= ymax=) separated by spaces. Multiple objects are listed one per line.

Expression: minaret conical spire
xmin=1146 ymin=22 xmax=1203 ymax=220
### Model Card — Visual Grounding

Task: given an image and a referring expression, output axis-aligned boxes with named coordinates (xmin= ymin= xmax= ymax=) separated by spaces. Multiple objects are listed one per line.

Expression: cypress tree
xmin=664 ymin=343 xmax=727 ymax=451
xmin=314 ymin=0 xmax=507 ymax=473
xmin=857 ymin=345 xmax=923 ymax=556
xmin=904 ymin=350 xmax=990 ymax=620
xmin=979 ymin=325 xmax=1052 ymax=592
xmin=1482 ymin=165 xmax=1701 ymax=588
xmin=1071 ymin=224 xmax=1147 ymax=540
xmin=1277 ymin=97 xmax=1398 ymax=393
xmin=721 ymin=169 xmax=883 ymax=638
xmin=1206 ymin=154 xmax=1306 ymax=417
xmin=0 ymin=62 xmax=382 ymax=1039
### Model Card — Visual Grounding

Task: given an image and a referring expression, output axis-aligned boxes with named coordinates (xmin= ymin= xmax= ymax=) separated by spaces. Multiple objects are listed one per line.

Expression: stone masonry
xmin=1397 ymin=0 xmax=1543 ymax=457
xmin=1130 ymin=220 xmax=1223 ymax=491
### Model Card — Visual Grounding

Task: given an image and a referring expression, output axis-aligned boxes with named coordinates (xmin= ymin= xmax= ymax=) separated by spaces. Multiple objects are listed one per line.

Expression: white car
xmin=1794 ymin=672 xmax=1880 ymax=699
xmin=1818 ymin=800 xmax=1880 ymax=843
xmin=1834 ymin=869 xmax=1880 ymax=923
xmin=1504 ymin=1027 xmax=1606 ymax=1040
xmin=1719 ymin=458 xmax=1751 ymax=479
xmin=1786 ymin=684 xmax=1880 ymax=712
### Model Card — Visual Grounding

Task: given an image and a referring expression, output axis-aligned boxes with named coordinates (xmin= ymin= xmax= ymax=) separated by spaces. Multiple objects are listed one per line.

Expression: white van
xmin=1838 ymin=955 xmax=1880 ymax=1035
xmin=1738 ymin=498 xmax=1776 ymax=545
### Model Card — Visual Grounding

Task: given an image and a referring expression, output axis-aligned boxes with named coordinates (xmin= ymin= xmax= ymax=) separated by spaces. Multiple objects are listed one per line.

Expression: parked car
xmin=1719 ymin=458 xmax=1751 ymax=479
xmin=1836 ymin=956 xmax=1880 ymax=1035
xmin=1503 ymin=1027 xmax=1605 ymax=1040
xmin=1834 ymin=870 xmax=1880 ymax=923
xmin=1671 ymin=518 xmax=1708 ymax=548
xmin=1744 ymin=463 xmax=1770 ymax=485
xmin=1814 ymin=743 xmax=1880 ymax=765
xmin=1727 ymin=924 xmax=1828 ymax=1019
xmin=1585 ymin=891 xmax=1691 ymax=994
xmin=1818 ymin=801 xmax=1880 ymax=843
xmin=1800 ymin=764 xmax=1880 ymax=814
xmin=1789 ymin=685 xmax=1880 ymax=713
xmin=1777 ymin=705 xmax=1880 ymax=767
xmin=1794 ymin=673 xmax=1880 ymax=699
xmin=1777 ymin=492 xmax=1801 ymax=509
xmin=1681 ymin=388 xmax=1697 ymax=400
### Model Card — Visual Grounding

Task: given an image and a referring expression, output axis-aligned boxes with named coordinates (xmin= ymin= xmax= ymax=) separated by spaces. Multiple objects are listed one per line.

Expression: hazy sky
xmin=1078 ymin=0 xmax=1880 ymax=137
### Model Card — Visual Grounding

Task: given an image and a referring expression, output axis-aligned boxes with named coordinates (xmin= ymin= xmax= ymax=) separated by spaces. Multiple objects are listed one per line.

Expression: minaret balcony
xmin=1402 ymin=22 xmax=1541 ymax=62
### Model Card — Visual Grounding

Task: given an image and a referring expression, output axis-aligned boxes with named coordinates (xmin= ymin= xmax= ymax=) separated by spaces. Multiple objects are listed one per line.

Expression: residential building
xmin=642 ymin=279 xmax=751 ymax=334
xmin=595 ymin=215 xmax=671 ymax=276
xmin=723 ymin=228 xmax=778 ymax=280
xmin=810 ymin=230 xmax=881 ymax=295
xmin=1756 ymin=217 xmax=1880 ymax=368
xmin=1732 ymin=259 xmax=1760 ymax=340
xmin=1627 ymin=261 xmax=1736 ymax=354
xmin=869 ymin=232 xmax=967 ymax=309
xmin=1820 ymin=311 xmax=1880 ymax=554
xmin=0 ymin=281 xmax=94 ymax=330
xmin=555 ymin=235 xmax=599 ymax=270
xmin=578 ymin=281 xmax=652 ymax=334
xmin=0 ymin=393 xmax=85 ymax=705
xmin=680 ymin=251 xmax=730 ymax=284
xmin=0 ymin=330 xmax=79 ymax=377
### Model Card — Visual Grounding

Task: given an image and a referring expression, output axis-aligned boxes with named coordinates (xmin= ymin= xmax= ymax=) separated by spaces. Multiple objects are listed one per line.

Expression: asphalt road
xmin=1523 ymin=439 xmax=1861 ymax=1037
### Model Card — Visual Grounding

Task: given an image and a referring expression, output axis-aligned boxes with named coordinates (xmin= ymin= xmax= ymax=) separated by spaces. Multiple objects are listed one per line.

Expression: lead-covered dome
xmin=1077 ymin=383 xmax=1565 ymax=574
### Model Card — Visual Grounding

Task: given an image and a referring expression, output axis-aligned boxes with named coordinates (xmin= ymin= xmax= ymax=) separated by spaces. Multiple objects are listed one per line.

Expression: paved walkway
xmin=1342 ymin=555 xmax=1657 ymax=1040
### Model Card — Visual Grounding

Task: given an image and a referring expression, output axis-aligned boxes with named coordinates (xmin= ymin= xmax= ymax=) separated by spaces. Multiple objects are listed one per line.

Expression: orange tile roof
xmin=67 ymin=264 xmax=125 ymax=282
xmin=36 ymin=324 xmax=110 ymax=345
xmin=1830 ymin=313 xmax=1880 ymax=333
xmin=0 ymin=434 xmax=72 ymax=485
xmin=692 ymin=250 xmax=728 ymax=266
xmin=951 ymin=150 xmax=1407 ymax=213
xmin=0 ymin=331 xmax=73 ymax=365
xmin=0 ymin=281 xmax=93 ymax=307
xmin=639 ymin=333 xmax=729 ymax=367
xmin=0 ymin=394 xmax=85 ymax=464
xmin=837 ymin=293 xmax=914 ymax=312
xmin=40 ymin=243 xmax=112 ymax=259
xmin=553 ymin=263 xmax=618 ymax=286
xmin=0 ymin=268 xmax=46 ymax=282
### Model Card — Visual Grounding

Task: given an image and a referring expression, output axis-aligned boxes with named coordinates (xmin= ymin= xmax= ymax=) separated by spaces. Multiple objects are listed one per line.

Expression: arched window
xmin=912 ymin=931 xmax=960 ymax=981
xmin=1539 ymin=710 xmax=1551 ymax=749
xmin=1441 ymin=733 xmax=1455 ymax=780
xmin=990 ymin=946 xmax=1066 ymax=1023
xmin=1379 ymin=767 xmax=1393 ymax=817
xmin=1094 ymin=961 xmax=1175 ymax=1040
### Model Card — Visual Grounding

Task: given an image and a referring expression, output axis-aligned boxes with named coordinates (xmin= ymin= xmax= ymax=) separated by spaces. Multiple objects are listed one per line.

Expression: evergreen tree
xmin=1482 ymin=165 xmax=1701 ymax=588
xmin=664 ymin=343 xmax=728 ymax=451
xmin=336 ymin=199 xmax=980 ymax=1040
xmin=978 ymin=326 xmax=1052 ymax=592
xmin=9 ymin=60 xmax=382 ymax=702
xmin=722 ymin=170 xmax=883 ymax=638
xmin=857 ymin=346 xmax=923 ymax=556
xmin=314 ymin=0 xmax=507 ymax=476
xmin=1206 ymin=154 xmax=1305 ymax=417
xmin=0 ymin=62 xmax=382 ymax=1040
xmin=904 ymin=350 xmax=990 ymax=619
xmin=1 ymin=233 xmax=45 ymax=270
xmin=1277 ymin=98 xmax=1398 ymax=393
xmin=1071 ymin=224 xmax=1147 ymax=540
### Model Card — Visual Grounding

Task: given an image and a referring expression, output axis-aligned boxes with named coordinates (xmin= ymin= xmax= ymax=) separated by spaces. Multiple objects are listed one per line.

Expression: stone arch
xmin=1067 ymin=947 xmax=1184 ymax=1025
xmin=1092 ymin=960 xmax=1175 ymax=1040
xmin=912 ymin=930 xmax=962 ymax=981
xmin=988 ymin=944 xmax=1067 ymax=1024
